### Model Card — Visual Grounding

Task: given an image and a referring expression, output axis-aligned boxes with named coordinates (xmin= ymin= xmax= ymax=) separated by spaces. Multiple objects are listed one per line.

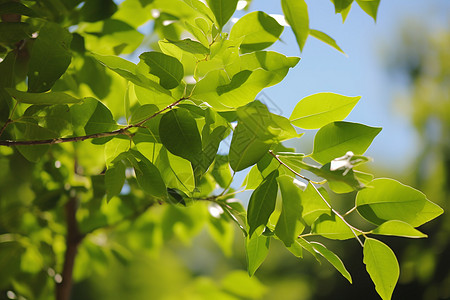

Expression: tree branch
xmin=55 ymin=196 xmax=84 ymax=300
xmin=0 ymin=98 xmax=184 ymax=147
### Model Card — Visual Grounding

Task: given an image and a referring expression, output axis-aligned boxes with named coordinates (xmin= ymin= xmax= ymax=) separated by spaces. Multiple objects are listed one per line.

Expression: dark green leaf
xmin=0 ymin=2 xmax=37 ymax=16
xmin=356 ymin=178 xmax=443 ymax=226
xmin=132 ymin=154 xmax=167 ymax=199
xmin=230 ymin=11 xmax=284 ymax=53
xmin=0 ymin=22 xmax=31 ymax=44
xmin=28 ymin=22 xmax=72 ymax=93
xmin=206 ymin=0 xmax=238 ymax=29
xmin=247 ymin=169 xmax=279 ymax=237
xmin=363 ymin=238 xmax=399 ymax=300
xmin=217 ymin=70 xmax=252 ymax=96
xmin=0 ymin=241 xmax=25 ymax=289
xmin=6 ymin=89 xmax=81 ymax=105
xmin=281 ymin=0 xmax=309 ymax=51
xmin=80 ymin=0 xmax=117 ymax=22
xmin=159 ymin=108 xmax=202 ymax=164
xmin=312 ymin=121 xmax=382 ymax=164
xmin=275 ymin=175 xmax=304 ymax=246
xmin=13 ymin=121 xmax=56 ymax=162
xmin=310 ymin=242 xmax=352 ymax=283
xmin=139 ymin=51 xmax=184 ymax=90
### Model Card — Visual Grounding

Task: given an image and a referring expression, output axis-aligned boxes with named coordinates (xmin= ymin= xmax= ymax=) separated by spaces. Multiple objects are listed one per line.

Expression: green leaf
xmin=105 ymin=161 xmax=126 ymax=201
xmin=247 ymin=170 xmax=279 ymax=237
xmin=159 ymin=108 xmax=202 ymax=164
xmin=0 ymin=22 xmax=31 ymax=44
xmin=275 ymin=175 xmax=305 ymax=246
xmin=290 ymin=93 xmax=360 ymax=129
xmin=312 ymin=212 xmax=359 ymax=240
xmin=356 ymin=0 xmax=380 ymax=21
xmin=139 ymin=51 xmax=184 ymax=90
xmin=206 ymin=0 xmax=238 ymax=29
xmin=237 ymin=101 xmax=299 ymax=142
xmin=221 ymin=270 xmax=267 ymax=299
xmin=310 ymin=242 xmax=352 ymax=283
xmin=211 ymin=155 xmax=232 ymax=188
xmin=6 ymin=89 xmax=81 ymax=105
xmin=230 ymin=11 xmax=284 ymax=53
xmin=246 ymin=232 xmax=270 ymax=276
xmin=0 ymin=241 xmax=25 ymax=289
xmin=363 ymin=238 xmax=399 ymax=300
xmin=301 ymin=184 xmax=331 ymax=226
xmin=91 ymin=53 xmax=171 ymax=96
xmin=80 ymin=0 xmax=117 ymax=22
xmin=356 ymin=178 xmax=443 ymax=227
xmin=371 ymin=220 xmax=427 ymax=238
xmin=294 ymin=237 xmax=321 ymax=261
xmin=156 ymin=148 xmax=195 ymax=194
xmin=331 ymin=0 xmax=354 ymax=13
xmin=0 ymin=2 xmax=37 ymax=17
xmin=309 ymin=29 xmax=345 ymax=54
xmin=13 ymin=121 xmax=56 ymax=162
xmin=281 ymin=0 xmax=309 ymax=51
xmin=132 ymin=154 xmax=167 ymax=199
xmin=163 ymin=38 xmax=209 ymax=55
xmin=27 ymin=22 xmax=72 ymax=93
xmin=229 ymin=122 xmax=271 ymax=172
xmin=312 ymin=121 xmax=382 ymax=164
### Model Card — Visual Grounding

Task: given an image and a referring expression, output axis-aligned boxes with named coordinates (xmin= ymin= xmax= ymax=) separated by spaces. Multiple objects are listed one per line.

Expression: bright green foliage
xmin=0 ymin=1 xmax=443 ymax=300
xmin=312 ymin=121 xmax=382 ymax=164
xmin=289 ymin=93 xmax=360 ymax=129
xmin=356 ymin=178 xmax=443 ymax=226
xmin=364 ymin=238 xmax=400 ymax=300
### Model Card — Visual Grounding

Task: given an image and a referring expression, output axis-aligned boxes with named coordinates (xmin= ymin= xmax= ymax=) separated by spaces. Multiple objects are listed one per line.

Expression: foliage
xmin=0 ymin=1 xmax=443 ymax=300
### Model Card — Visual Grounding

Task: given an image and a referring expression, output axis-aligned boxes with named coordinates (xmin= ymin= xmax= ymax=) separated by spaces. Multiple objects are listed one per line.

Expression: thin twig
xmin=0 ymin=100 xmax=18 ymax=138
xmin=0 ymin=98 xmax=184 ymax=147
xmin=268 ymin=150 xmax=326 ymax=184
xmin=343 ymin=206 xmax=357 ymax=217
xmin=310 ymin=183 xmax=364 ymax=247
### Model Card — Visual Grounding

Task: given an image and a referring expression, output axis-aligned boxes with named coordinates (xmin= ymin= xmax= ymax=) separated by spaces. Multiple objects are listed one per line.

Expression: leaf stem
xmin=0 ymin=98 xmax=185 ymax=146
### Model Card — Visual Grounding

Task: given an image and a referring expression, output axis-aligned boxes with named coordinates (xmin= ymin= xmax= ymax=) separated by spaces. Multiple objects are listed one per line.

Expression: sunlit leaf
xmin=230 ymin=11 xmax=284 ymax=53
xmin=312 ymin=121 xmax=382 ymax=164
xmin=105 ymin=160 xmax=126 ymax=201
xmin=139 ymin=51 xmax=184 ymax=90
xmin=206 ymin=0 xmax=238 ymax=29
xmin=310 ymin=242 xmax=352 ymax=283
xmin=371 ymin=220 xmax=427 ymax=238
xmin=246 ymin=232 xmax=270 ymax=276
xmin=290 ymin=93 xmax=360 ymax=129
xmin=281 ymin=0 xmax=309 ymax=51
xmin=311 ymin=212 xmax=359 ymax=240
xmin=310 ymin=29 xmax=345 ymax=54
xmin=364 ymin=238 xmax=399 ymax=300
xmin=356 ymin=0 xmax=380 ymax=21
xmin=356 ymin=178 xmax=443 ymax=227
xmin=6 ymin=89 xmax=81 ymax=105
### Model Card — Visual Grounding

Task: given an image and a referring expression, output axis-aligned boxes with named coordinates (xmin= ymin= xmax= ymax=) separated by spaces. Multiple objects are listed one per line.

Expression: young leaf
xmin=309 ymin=30 xmax=345 ymax=54
xmin=356 ymin=0 xmax=380 ymax=21
xmin=206 ymin=0 xmax=238 ymax=29
xmin=281 ymin=0 xmax=309 ymax=51
xmin=162 ymin=38 xmax=209 ymax=55
xmin=105 ymin=161 xmax=126 ymax=201
xmin=331 ymin=0 xmax=354 ymax=13
xmin=363 ymin=238 xmax=399 ymax=300
xmin=27 ymin=22 xmax=72 ymax=93
xmin=246 ymin=232 xmax=270 ymax=276
xmin=230 ymin=11 xmax=284 ymax=53
xmin=139 ymin=52 xmax=184 ymax=90
xmin=290 ymin=93 xmax=360 ymax=129
xmin=371 ymin=220 xmax=427 ymax=238
xmin=6 ymin=89 xmax=81 ymax=105
xmin=159 ymin=108 xmax=202 ymax=165
xmin=275 ymin=175 xmax=304 ymax=247
xmin=312 ymin=121 xmax=382 ymax=164
xmin=310 ymin=242 xmax=352 ymax=283
xmin=356 ymin=178 xmax=443 ymax=227
xmin=247 ymin=170 xmax=279 ymax=237
xmin=229 ymin=122 xmax=271 ymax=172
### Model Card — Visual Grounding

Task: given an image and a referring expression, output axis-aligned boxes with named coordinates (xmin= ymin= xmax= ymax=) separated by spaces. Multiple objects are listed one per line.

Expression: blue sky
xmin=235 ymin=0 xmax=449 ymax=172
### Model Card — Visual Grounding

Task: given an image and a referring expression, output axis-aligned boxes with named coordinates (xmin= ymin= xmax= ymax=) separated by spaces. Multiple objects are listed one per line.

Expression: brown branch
xmin=0 ymin=98 xmax=184 ymax=147
xmin=56 ymin=196 xmax=84 ymax=300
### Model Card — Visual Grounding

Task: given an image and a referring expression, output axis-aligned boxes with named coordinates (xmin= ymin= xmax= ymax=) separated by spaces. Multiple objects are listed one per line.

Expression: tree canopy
xmin=0 ymin=1 xmax=444 ymax=300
